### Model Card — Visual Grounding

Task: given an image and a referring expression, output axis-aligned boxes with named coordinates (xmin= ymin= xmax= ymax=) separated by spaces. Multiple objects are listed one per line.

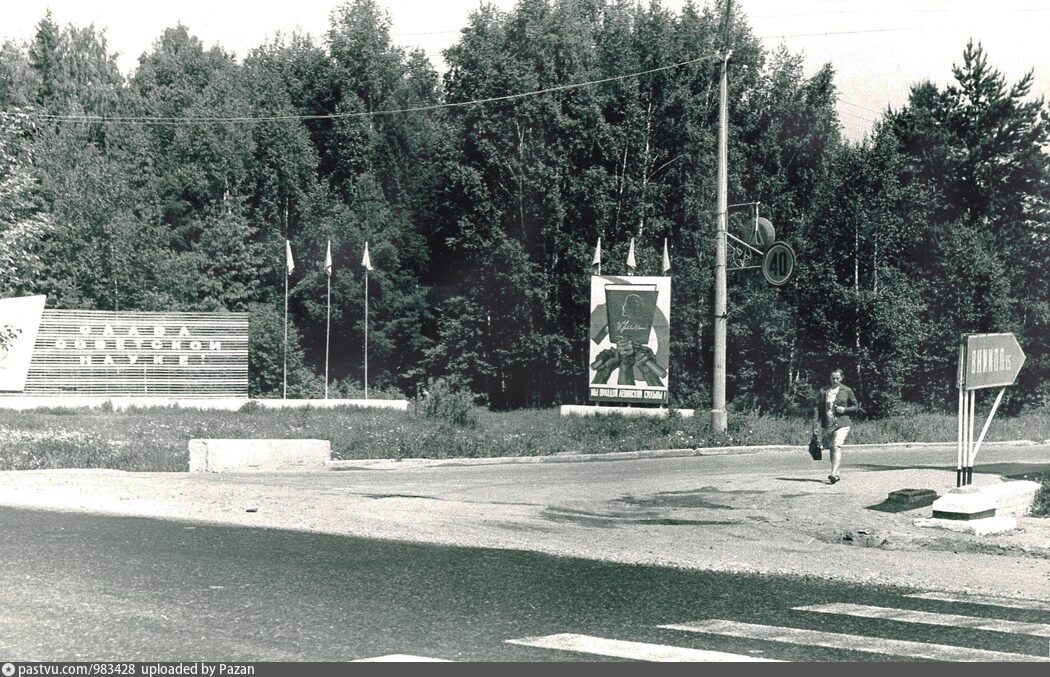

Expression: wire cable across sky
xmin=26 ymin=21 xmax=944 ymax=128
xmin=32 ymin=53 xmax=724 ymax=126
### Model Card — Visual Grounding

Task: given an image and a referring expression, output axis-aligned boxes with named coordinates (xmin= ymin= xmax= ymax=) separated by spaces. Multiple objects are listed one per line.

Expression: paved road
xmin=0 ymin=442 xmax=1047 ymax=605
xmin=1 ymin=507 xmax=1047 ymax=662
xmin=327 ymin=441 xmax=1050 ymax=491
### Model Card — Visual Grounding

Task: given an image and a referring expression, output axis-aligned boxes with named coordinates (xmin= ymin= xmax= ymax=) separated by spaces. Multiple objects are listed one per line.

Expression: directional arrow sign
xmin=962 ymin=333 xmax=1026 ymax=390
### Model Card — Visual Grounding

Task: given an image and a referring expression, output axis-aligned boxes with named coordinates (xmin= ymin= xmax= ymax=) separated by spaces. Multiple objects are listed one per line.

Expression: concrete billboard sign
xmin=588 ymin=276 xmax=671 ymax=404
xmin=0 ymin=296 xmax=248 ymax=397
xmin=0 ymin=295 xmax=47 ymax=392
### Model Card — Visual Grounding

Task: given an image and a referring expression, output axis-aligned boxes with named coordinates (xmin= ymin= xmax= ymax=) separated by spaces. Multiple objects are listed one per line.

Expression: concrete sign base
xmin=561 ymin=404 xmax=695 ymax=418
xmin=928 ymin=480 xmax=1041 ymax=521
xmin=931 ymin=486 xmax=996 ymax=520
xmin=914 ymin=516 xmax=1018 ymax=536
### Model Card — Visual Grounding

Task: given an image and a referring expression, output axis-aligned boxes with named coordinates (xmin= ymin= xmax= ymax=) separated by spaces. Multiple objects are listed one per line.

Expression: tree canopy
xmin=0 ymin=1 xmax=1046 ymax=411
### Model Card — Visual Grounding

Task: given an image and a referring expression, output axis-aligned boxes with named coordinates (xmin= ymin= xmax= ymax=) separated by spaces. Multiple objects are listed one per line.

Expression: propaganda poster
xmin=588 ymin=276 xmax=671 ymax=404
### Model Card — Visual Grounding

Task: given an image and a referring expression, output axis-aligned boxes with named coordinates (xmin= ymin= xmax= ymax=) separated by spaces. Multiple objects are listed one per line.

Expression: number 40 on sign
xmin=761 ymin=241 xmax=795 ymax=286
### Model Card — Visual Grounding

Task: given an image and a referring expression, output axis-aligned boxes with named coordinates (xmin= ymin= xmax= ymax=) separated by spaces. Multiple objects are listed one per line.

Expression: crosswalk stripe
xmin=906 ymin=592 xmax=1050 ymax=613
xmin=352 ymin=654 xmax=451 ymax=662
xmin=796 ymin=603 xmax=1050 ymax=637
xmin=506 ymin=633 xmax=781 ymax=662
xmin=661 ymin=620 xmax=1049 ymax=662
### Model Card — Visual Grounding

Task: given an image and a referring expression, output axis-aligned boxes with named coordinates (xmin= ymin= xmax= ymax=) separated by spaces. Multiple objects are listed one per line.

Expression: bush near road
xmin=0 ymin=403 xmax=1047 ymax=472
xmin=1034 ymin=480 xmax=1050 ymax=517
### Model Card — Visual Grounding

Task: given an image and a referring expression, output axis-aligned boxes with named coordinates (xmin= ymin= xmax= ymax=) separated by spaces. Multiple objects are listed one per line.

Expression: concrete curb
xmin=329 ymin=447 xmax=720 ymax=470
xmin=0 ymin=396 xmax=410 ymax=412
xmin=328 ymin=439 xmax=1042 ymax=470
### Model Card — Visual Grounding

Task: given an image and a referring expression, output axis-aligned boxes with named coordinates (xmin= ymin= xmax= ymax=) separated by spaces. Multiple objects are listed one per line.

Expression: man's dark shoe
xmin=828 ymin=474 xmax=840 ymax=484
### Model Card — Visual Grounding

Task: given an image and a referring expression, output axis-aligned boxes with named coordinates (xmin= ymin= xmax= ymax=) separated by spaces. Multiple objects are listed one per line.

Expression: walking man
xmin=813 ymin=368 xmax=861 ymax=484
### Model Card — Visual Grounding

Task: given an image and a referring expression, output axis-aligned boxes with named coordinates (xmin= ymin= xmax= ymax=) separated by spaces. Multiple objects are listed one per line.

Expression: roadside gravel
xmin=0 ymin=453 xmax=1046 ymax=601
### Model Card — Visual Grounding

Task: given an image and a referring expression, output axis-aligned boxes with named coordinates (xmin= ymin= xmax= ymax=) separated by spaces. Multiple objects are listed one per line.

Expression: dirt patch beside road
xmin=0 ymin=462 xmax=1046 ymax=601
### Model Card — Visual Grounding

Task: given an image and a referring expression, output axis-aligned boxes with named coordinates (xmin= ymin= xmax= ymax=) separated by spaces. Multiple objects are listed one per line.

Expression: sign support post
xmin=967 ymin=390 xmax=975 ymax=485
xmin=970 ymin=387 xmax=1006 ymax=476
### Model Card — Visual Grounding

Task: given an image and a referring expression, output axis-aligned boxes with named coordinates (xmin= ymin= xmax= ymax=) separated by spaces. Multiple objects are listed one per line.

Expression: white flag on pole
xmin=626 ymin=237 xmax=636 ymax=273
xmin=325 ymin=240 xmax=333 ymax=276
xmin=285 ymin=239 xmax=295 ymax=275
xmin=362 ymin=241 xmax=373 ymax=271
xmin=662 ymin=238 xmax=671 ymax=274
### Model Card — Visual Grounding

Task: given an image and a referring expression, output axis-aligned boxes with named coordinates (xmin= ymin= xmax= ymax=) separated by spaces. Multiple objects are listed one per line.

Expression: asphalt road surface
xmin=1 ymin=507 xmax=1047 ymax=662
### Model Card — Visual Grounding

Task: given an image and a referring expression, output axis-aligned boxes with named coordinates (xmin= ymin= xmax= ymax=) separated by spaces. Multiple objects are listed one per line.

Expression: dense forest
xmin=0 ymin=0 xmax=1047 ymax=413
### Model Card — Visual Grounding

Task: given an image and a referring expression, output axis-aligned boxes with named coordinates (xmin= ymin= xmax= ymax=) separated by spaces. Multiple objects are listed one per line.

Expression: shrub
xmin=328 ymin=378 xmax=405 ymax=400
xmin=1031 ymin=475 xmax=1050 ymax=518
xmin=654 ymin=407 xmax=683 ymax=436
xmin=247 ymin=302 xmax=316 ymax=398
xmin=413 ymin=377 xmax=479 ymax=428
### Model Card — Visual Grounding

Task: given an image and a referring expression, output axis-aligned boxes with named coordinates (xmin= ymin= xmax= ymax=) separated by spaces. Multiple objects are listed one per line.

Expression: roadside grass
xmin=1014 ymin=468 xmax=1050 ymax=518
xmin=0 ymin=404 xmax=1046 ymax=472
xmin=1034 ymin=478 xmax=1050 ymax=518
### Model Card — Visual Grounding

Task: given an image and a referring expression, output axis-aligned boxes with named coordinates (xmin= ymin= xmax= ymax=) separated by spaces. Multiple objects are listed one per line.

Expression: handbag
xmin=808 ymin=432 xmax=822 ymax=461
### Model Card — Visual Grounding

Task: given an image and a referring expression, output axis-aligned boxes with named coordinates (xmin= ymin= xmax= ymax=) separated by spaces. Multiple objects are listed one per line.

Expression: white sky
xmin=4 ymin=0 xmax=1049 ymax=141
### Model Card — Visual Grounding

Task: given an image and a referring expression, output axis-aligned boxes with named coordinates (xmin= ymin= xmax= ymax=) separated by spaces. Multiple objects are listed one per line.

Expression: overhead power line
xmin=839 ymin=109 xmax=877 ymax=124
xmin=758 ymin=27 xmax=924 ymax=39
xmin=392 ymin=30 xmax=462 ymax=37
xmin=26 ymin=25 xmax=913 ymax=129
xmin=840 ymin=100 xmax=883 ymax=116
xmin=32 ymin=53 xmax=722 ymax=127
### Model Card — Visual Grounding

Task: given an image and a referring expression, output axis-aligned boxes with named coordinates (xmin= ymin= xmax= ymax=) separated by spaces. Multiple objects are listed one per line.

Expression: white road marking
xmin=352 ymin=654 xmax=451 ymax=662
xmin=906 ymin=592 xmax=1050 ymax=613
xmin=661 ymin=619 xmax=1049 ymax=662
xmin=796 ymin=603 xmax=1050 ymax=637
xmin=506 ymin=633 xmax=781 ymax=662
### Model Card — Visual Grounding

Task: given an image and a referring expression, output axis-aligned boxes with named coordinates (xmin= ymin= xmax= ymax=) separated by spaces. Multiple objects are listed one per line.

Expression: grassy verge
xmin=1019 ymin=471 xmax=1050 ymax=518
xmin=1034 ymin=480 xmax=1050 ymax=518
xmin=0 ymin=404 xmax=1047 ymax=472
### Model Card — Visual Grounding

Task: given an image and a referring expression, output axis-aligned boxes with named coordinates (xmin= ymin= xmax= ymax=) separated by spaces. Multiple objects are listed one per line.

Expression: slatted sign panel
xmin=23 ymin=310 xmax=248 ymax=397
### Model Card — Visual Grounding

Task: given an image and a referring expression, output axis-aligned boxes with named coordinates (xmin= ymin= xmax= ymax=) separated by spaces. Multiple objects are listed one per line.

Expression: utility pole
xmin=712 ymin=0 xmax=732 ymax=433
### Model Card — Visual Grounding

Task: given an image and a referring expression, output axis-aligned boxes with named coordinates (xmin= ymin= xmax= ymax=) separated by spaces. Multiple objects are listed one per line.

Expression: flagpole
xmin=361 ymin=241 xmax=372 ymax=401
xmin=325 ymin=270 xmax=331 ymax=400
xmin=364 ymin=268 xmax=369 ymax=401
xmin=283 ymin=205 xmax=291 ymax=401
xmin=283 ymin=257 xmax=289 ymax=400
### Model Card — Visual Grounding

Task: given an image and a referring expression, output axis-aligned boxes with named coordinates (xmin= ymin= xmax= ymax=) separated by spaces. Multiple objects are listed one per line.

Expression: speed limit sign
xmin=762 ymin=241 xmax=795 ymax=286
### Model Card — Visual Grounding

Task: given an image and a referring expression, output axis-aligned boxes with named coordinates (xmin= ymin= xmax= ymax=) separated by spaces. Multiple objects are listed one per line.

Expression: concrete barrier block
xmin=189 ymin=439 xmax=331 ymax=473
